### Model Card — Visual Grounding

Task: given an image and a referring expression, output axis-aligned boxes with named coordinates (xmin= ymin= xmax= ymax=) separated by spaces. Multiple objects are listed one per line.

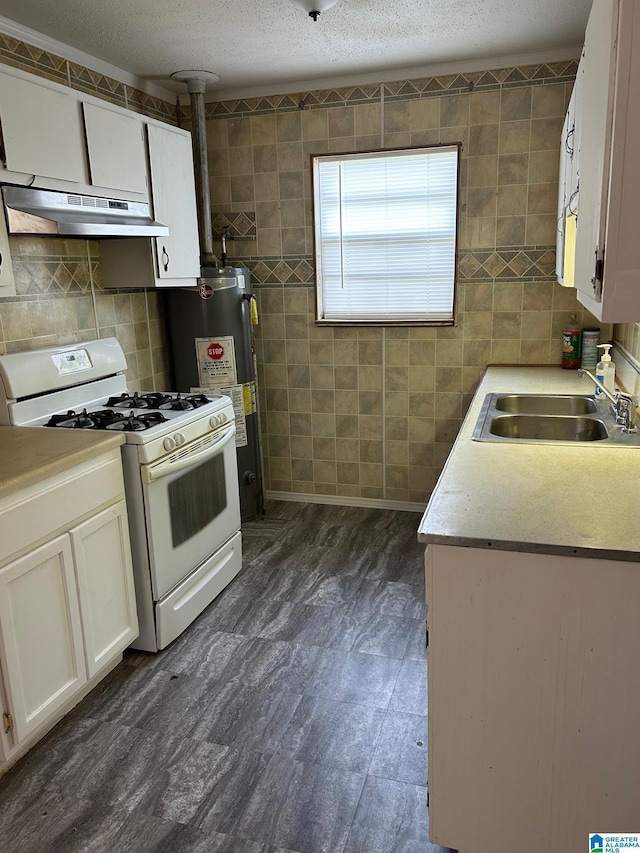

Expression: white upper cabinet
xmin=82 ymin=102 xmax=148 ymax=195
xmin=573 ymin=0 xmax=640 ymax=321
xmin=0 ymin=73 xmax=87 ymax=184
xmin=100 ymin=122 xmax=201 ymax=287
xmin=0 ymin=64 xmax=148 ymax=201
xmin=0 ymin=63 xmax=201 ymax=287
xmin=147 ymin=122 xmax=200 ymax=280
xmin=556 ymin=60 xmax=583 ymax=288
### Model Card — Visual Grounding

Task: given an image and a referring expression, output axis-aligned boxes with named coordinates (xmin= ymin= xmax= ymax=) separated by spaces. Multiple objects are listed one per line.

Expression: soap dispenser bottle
xmin=595 ymin=343 xmax=615 ymax=395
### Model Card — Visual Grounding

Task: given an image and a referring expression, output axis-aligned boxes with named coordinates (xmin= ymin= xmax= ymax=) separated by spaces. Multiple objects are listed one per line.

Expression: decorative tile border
xmin=126 ymin=87 xmax=178 ymax=123
xmin=241 ymin=258 xmax=314 ymax=285
xmin=68 ymin=61 xmax=126 ymax=107
xmin=0 ymin=33 xmax=68 ymax=84
xmin=0 ymin=34 xmax=176 ymax=123
xmin=238 ymin=246 xmax=557 ymax=286
xmin=212 ymin=211 xmax=256 ymax=238
xmin=11 ymin=255 xmax=96 ymax=296
xmin=1 ymin=31 xmax=576 ymax=130
xmin=458 ymin=247 xmax=557 ymax=281
xmin=196 ymin=61 xmax=578 ymax=121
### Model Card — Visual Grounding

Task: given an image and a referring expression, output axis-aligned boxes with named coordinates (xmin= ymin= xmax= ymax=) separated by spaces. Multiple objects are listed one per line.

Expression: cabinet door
xmin=0 ymin=535 xmax=87 ymax=744
xmin=147 ymin=123 xmax=200 ymax=279
xmin=574 ymin=0 xmax=616 ymax=310
xmin=0 ymin=208 xmax=15 ymax=297
xmin=0 ymin=73 xmax=86 ymax=184
xmin=82 ymin=102 xmax=148 ymax=195
xmin=71 ymin=502 xmax=138 ymax=678
xmin=556 ymin=105 xmax=571 ymax=285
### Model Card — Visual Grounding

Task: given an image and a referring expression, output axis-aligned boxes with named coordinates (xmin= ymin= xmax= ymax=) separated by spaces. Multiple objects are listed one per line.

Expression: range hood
xmin=2 ymin=186 xmax=169 ymax=238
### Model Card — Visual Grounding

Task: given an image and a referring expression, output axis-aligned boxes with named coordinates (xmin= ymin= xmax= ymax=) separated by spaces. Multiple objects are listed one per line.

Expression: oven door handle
xmin=141 ymin=424 xmax=236 ymax=483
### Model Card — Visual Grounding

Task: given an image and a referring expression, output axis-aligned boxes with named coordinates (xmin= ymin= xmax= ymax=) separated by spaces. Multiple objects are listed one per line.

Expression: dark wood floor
xmin=0 ymin=501 xmax=453 ymax=853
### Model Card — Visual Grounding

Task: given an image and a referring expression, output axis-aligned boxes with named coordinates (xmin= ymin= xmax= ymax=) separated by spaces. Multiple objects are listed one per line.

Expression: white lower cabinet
xmin=0 ymin=535 xmax=86 ymax=744
xmin=426 ymin=544 xmax=640 ymax=853
xmin=0 ymin=450 xmax=138 ymax=771
xmin=70 ymin=502 xmax=138 ymax=679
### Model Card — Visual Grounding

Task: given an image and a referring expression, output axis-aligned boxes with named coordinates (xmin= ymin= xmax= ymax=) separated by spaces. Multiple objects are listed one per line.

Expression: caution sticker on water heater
xmin=195 ymin=336 xmax=237 ymax=386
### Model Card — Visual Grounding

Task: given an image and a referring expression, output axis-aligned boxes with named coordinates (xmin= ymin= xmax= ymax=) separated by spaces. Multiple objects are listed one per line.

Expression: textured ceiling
xmin=0 ymin=0 xmax=592 ymax=100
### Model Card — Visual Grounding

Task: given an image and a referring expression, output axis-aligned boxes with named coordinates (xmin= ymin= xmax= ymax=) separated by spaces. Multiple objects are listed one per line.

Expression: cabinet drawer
xmin=0 ymin=454 xmax=125 ymax=566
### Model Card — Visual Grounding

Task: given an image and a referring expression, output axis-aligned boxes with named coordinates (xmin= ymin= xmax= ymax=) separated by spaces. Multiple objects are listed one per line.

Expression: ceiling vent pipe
xmin=171 ymin=70 xmax=219 ymax=267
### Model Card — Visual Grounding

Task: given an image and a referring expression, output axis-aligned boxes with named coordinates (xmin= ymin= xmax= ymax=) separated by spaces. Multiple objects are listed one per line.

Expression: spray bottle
xmin=595 ymin=343 xmax=615 ymax=395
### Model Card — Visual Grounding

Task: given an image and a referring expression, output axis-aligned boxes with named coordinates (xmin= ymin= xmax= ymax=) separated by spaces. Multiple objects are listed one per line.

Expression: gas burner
xmin=159 ymin=393 xmax=195 ymax=411
xmin=106 ymin=411 xmax=169 ymax=432
xmin=45 ymin=409 xmax=83 ymax=428
xmin=45 ymin=408 xmax=100 ymax=429
xmin=104 ymin=392 xmax=162 ymax=409
xmin=185 ymin=393 xmax=212 ymax=408
xmin=89 ymin=409 xmax=129 ymax=428
xmin=137 ymin=392 xmax=175 ymax=408
xmin=157 ymin=392 xmax=212 ymax=411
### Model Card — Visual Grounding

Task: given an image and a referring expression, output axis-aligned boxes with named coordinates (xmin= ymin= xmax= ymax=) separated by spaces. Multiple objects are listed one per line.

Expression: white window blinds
xmin=313 ymin=145 xmax=459 ymax=324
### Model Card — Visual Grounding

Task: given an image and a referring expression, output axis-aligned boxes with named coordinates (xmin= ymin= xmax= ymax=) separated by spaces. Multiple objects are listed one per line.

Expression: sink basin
xmin=470 ymin=392 xmax=640 ymax=445
xmin=489 ymin=414 xmax=608 ymax=442
xmin=494 ymin=394 xmax=597 ymax=415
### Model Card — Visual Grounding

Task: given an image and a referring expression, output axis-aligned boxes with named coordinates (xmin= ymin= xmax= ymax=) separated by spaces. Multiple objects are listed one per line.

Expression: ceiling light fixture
xmin=289 ymin=0 xmax=340 ymax=22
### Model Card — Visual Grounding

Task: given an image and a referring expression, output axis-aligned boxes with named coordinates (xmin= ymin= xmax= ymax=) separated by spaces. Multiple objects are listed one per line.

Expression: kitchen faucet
xmin=578 ymin=368 xmax=639 ymax=433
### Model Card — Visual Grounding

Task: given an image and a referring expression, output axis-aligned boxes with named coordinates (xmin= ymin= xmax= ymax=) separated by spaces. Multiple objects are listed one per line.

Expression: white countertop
xmin=417 ymin=366 xmax=640 ymax=561
xmin=0 ymin=427 xmax=125 ymax=500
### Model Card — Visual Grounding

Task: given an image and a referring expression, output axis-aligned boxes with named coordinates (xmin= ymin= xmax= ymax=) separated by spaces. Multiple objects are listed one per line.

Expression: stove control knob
xmin=173 ymin=432 xmax=185 ymax=446
xmin=209 ymin=414 xmax=220 ymax=428
xmin=218 ymin=411 xmax=228 ymax=424
xmin=163 ymin=437 xmax=175 ymax=452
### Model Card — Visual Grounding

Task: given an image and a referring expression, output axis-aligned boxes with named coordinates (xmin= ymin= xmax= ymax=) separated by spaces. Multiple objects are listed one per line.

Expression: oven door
xmin=140 ymin=422 xmax=240 ymax=601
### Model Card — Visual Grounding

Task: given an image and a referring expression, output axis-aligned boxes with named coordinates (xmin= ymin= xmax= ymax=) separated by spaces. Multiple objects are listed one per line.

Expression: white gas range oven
xmin=0 ymin=337 xmax=242 ymax=652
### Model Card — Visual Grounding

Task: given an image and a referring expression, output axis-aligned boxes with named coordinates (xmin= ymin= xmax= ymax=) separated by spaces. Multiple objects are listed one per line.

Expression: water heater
xmin=166 ymin=266 xmax=265 ymax=522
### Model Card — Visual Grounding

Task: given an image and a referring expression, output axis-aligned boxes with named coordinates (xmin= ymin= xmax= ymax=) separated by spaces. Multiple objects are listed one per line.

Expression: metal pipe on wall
xmin=171 ymin=70 xmax=218 ymax=266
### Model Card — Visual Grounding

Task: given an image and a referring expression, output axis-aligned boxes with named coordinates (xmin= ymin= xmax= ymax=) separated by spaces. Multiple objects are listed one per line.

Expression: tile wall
xmin=0 ymin=34 xmax=175 ymax=390
xmin=0 ymin=32 xmax=618 ymax=507
xmin=203 ymin=63 xmax=605 ymax=506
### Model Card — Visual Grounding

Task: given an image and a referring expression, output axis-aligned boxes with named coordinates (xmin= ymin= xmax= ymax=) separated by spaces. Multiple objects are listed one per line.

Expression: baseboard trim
xmin=265 ymin=490 xmax=425 ymax=513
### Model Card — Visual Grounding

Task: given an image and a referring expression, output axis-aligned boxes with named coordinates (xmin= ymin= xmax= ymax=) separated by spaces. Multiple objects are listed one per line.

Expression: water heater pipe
xmin=171 ymin=70 xmax=219 ymax=267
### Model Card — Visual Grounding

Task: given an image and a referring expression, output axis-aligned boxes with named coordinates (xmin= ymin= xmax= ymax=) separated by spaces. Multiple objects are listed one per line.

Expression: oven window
xmin=168 ymin=453 xmax=227 ymax=547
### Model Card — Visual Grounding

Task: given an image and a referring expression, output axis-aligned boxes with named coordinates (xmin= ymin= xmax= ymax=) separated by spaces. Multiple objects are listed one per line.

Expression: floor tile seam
xmin=269 ymin=638 xmax=408 ymax=665
xmin=365 ymin=765 xmax=428 ymax=787
xmin=264 ymin=746 xmax=378 ymax=780
xmin=357 ymin=703 xmax=389 ymax=780
xmin=8 ymin=731 xmax=409 ymax=798
xmin=299 ymin=682 xmax=393 ymax=712
xmin=185 ymin=753 xmax=368 ymax=850
xmin=339 ymin=763 xmax=374 ymax=853
xmin=245 ymin=613 xmax=424 ymax=655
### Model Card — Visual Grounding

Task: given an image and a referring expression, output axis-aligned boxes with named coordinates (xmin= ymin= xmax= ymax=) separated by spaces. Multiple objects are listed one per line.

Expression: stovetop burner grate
xmin=106 ymin=411 xmax=169 ymax=431
xmin=104 ymin=391 xmax=213 ymax=411
xmin=45 ymin=407 xmax=169 ymax=431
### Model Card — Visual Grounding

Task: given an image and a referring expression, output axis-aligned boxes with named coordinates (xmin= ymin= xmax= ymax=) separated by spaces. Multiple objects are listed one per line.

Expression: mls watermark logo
xmin=590 ymin=834 xmax=640 ymax=852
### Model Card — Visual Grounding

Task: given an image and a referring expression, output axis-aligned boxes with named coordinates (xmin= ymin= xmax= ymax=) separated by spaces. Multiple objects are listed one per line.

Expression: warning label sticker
xmin=195 ymin=336 xmax=237 ymax=386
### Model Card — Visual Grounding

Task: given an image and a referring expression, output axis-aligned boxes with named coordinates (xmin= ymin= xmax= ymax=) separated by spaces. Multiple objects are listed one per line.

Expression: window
xmin=312 ymin=145 xmax=459 ymax=325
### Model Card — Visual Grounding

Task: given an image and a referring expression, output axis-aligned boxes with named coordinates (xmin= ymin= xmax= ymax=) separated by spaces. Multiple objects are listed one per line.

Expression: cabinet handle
xmin=161 ymin=246 xmax=170 ymax=272
xmin=0 ymin=250 xmax=2 ymax=273
xmin=565 ymin=126 xmax=574 ymax=159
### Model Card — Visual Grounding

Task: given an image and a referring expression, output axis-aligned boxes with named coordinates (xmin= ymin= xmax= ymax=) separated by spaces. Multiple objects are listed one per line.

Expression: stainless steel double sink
xmin=472 ymin=393 xmax=640 ymax=445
